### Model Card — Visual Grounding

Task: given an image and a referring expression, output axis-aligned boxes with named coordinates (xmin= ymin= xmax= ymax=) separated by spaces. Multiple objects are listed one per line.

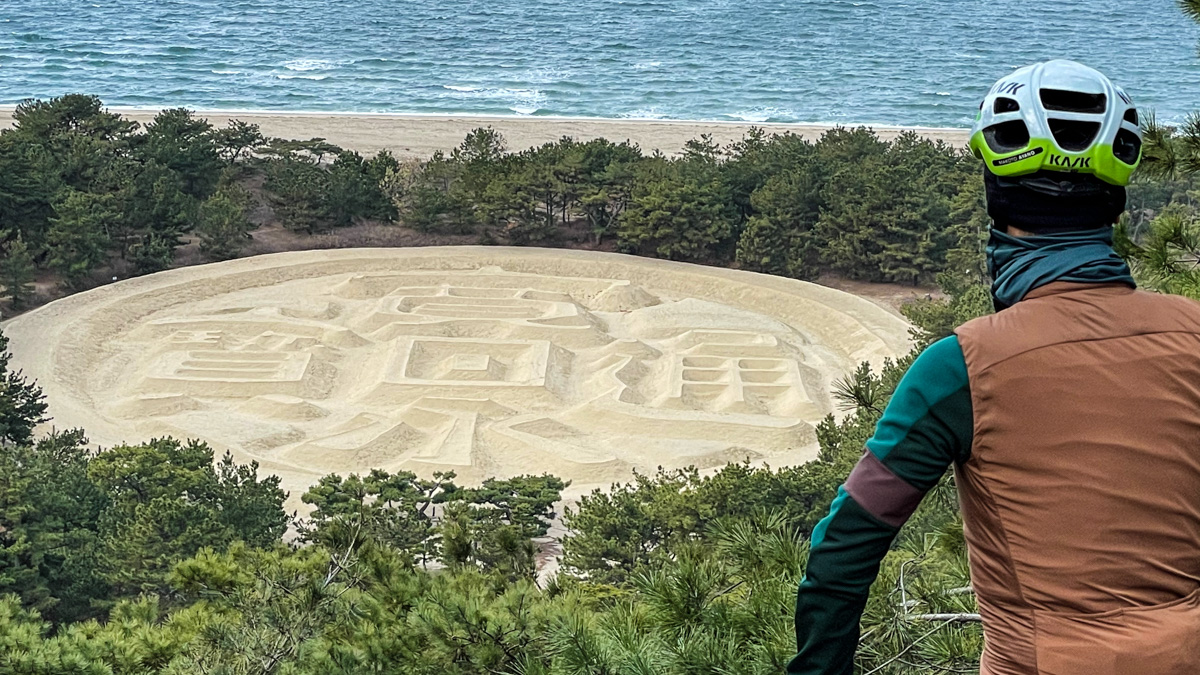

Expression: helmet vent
xmin=1040 ymin=88 xmax=1107 ymax=114
xmin=983 ymin=120 xmax=1031 ymax=153
xmin=1049 ymin=119 xmax=1100 ymax=152
xmin=993 ymin=97 xmax=1020 ymax=114
xmin=1114 ymin=129 xmax=1141 ymax=166
xmin=1124 ymin=108 xmax=1138 ymax=126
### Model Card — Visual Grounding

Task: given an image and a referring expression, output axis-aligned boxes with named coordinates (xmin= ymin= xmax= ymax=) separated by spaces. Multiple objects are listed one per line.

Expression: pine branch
xmin=1182 ymin=0 xmax=1200 ymax=23
xmin=1141 ymin=111 xmax=1182 ymax=180
xmin=861 ymin=618 xmax=959 ymax=675
xmin=907 ymin=612 xmax=982 ymax=622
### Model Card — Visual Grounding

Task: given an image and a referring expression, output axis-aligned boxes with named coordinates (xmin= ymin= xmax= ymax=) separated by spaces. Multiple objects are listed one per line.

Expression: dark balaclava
xmin=983 ymin=168 xmax=1135 ymax=310
xmin=983 ymin=169 xmax=1127 ymax=232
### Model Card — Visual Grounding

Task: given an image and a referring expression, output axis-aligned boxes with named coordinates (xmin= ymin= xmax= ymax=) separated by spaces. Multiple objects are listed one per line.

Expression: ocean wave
xmin=618 ymin=108 xmax=670 ymax=120
xmin=282 ymin=59 xmax=338 ymax=72
xmin=1 ymin=0 xmax=1195 ymax=127
xmin=724 ymin=107 xmax=796 ymax=123
xmin=441 ymin=86 xmax=546 ymax=104
xmin=525 ymin=67 xmax=572 ymax=83
xmin=437 ymin=83 xmax=549 ymax=113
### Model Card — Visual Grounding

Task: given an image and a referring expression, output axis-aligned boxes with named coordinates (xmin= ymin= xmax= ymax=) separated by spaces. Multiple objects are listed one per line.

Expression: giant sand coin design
xmin=5 ymin=248 xmax=911 ymax=502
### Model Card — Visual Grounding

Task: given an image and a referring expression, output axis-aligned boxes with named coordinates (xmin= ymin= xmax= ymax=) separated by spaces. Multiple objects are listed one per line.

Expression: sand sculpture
xmin=3 ymin=248 xmax=911 ymax=503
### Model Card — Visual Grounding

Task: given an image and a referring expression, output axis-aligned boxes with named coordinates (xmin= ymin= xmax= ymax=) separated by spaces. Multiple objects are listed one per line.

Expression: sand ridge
xmin=3 ymin=248 xmax=911 ymax=506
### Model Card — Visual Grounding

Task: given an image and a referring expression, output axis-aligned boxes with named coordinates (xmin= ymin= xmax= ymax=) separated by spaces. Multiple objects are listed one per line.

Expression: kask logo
xmin=1046 ymin=154 xmax=1091 ymax=169
xmin=993 ymin=81 xmax=1025 ymax=96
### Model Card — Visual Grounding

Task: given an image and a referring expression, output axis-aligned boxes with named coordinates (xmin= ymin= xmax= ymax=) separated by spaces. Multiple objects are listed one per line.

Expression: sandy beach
xmin=0 ymin=108 xmax=970 ymax=158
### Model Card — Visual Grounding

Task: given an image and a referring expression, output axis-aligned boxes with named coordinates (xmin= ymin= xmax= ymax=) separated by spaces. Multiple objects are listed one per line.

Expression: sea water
xmin=1 ymin=0 xmax=1198 ymax=127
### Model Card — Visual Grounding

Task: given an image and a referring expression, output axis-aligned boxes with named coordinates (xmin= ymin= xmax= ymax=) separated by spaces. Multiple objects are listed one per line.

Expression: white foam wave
xmin=524 ymin=67 xmax=570 ymax=83
xmin=212 ymin=69 xmax=242 ymax=75
xmin=724 ymin=107 xmax=795 ymax=122
xmin=632 ymin=61 xmax=662 ymax=70
xmin=441 ymin=86 xmax=547 ymax=108
xmin=283 ymin=59 xmax=337 ymax=72
xmin=442 ymin=86 xmax=541 ymax=98
xmin=619 ymin=108 xmax=669 ymax=120
xmin=276 ymin=73 xmax=329 ymax=81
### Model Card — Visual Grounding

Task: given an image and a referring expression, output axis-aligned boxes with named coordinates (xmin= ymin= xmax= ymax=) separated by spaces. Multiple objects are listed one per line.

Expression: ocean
xmin=2 ymin=0 xmax=1199 ymax=127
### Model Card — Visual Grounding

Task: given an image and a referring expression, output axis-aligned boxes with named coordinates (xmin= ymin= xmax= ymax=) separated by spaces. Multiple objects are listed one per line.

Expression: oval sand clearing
xmin=4 ymin=248 xmax=911 ymax=503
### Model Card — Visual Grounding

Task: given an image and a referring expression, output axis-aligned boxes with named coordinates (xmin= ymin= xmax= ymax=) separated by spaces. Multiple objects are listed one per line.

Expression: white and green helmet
xmin=969 ymin=59 xmax=1142 ymax=186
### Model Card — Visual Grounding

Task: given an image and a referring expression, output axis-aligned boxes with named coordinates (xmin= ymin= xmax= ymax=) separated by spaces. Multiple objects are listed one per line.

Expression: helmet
xmin=969 ymin=60 xmax=1142 ymax=186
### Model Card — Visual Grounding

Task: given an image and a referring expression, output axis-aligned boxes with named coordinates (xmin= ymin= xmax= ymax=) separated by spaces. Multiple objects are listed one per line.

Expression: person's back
xmin=955 ymin=282 xmax=1200 ymax=673
xmin=787 ymin=60 xmax=1200 ymax=675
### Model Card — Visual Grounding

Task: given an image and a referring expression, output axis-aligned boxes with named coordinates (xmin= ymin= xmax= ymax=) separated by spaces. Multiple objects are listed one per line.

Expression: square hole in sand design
xmin=391 ymin=338 xmax=550 ymax=387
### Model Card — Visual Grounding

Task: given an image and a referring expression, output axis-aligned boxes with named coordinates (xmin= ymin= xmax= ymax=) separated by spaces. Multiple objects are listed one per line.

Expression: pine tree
xmin=1118 ymin=203 xmax=1200 ymax=299
xmin=212 ymin=119 xmax=266 ymax=163
xmin=735 ymin=169 xmax=824 ymax=279
xmin=128 ymin=233 xmax=175 ymax=276
xmin=0 ymin=236 xmax=35 ymax=311
xmin=1121 ymin=2 xmax=1200 ymax=296
xmin=264 ymin=158 xmax=332 ymax=234
xmin=46 ymin=190 xmax=113 ymax=290
xmin=618 ymin=175 xmax=736 ymax=262
xmin=1141 ymin=3 xmax=1200 ymax=179
xmin=196 ymin=187 xmax=254 ymax=261
xmin=0 ymin=329 xmax=48 ymax=446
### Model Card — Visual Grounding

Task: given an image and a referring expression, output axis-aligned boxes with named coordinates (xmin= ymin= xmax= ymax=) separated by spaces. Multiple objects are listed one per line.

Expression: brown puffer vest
xmin=953 ymin=282 xmax=1200 ymax=675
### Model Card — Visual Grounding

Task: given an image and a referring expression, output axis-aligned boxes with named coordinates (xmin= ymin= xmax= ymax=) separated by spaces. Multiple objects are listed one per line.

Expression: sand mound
xmin=591 ymin=282 xmax=661 ymax=312
xmin=110 ymin=394 xmax=205 ymax=418
xmin=3 ymin=247 xmax=910 ymax=504
xmin=240 ymin=395 xmax=329 ymax=421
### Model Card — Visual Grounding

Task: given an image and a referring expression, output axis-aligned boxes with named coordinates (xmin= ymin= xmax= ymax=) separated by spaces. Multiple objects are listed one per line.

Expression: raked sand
xmin=4 ymin=247 xmax=911 ymax=508
xmin=0 ymin=108 xmax=970 ymax=158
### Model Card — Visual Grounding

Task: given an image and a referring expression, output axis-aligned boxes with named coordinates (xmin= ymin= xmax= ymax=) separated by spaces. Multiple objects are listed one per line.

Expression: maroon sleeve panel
xmin=843 ymin=450 xmax=924 ymax=529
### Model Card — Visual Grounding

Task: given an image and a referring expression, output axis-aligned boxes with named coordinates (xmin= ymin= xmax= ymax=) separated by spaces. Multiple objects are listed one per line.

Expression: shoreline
xmin=0 ymin=106 xmax=970 ymax=158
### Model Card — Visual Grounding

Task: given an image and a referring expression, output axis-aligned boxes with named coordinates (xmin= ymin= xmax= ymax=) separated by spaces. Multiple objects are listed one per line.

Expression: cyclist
xmin=788 ymin=60 xmax=1200 ymax=675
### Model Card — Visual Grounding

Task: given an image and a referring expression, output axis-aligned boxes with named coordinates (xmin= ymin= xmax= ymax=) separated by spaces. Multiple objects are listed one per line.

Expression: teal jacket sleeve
xmin=786 ymin=335 xmax=974 ymax=675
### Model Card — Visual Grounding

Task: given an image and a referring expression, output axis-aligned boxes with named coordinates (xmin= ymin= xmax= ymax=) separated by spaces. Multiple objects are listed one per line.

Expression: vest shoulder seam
xmin=965 ymin=329 xmax=1200 ymax=374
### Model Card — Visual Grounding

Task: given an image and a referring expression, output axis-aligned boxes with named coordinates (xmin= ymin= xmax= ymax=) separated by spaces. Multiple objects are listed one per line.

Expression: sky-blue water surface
xmin=2 ymin=0 xmax=1198 ymax=126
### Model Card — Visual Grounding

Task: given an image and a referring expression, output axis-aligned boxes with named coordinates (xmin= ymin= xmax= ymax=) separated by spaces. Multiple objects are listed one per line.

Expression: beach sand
xmin=0 ymin=108 xmax=970 ymax=158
